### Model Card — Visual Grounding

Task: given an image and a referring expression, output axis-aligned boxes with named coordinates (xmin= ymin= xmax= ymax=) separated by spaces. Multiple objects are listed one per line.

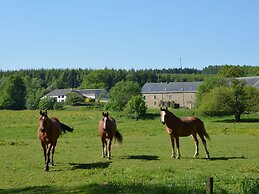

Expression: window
xmin=154 ymin=95 xmax=156 ymax=100
xmin=154 ymin=101 xmax=156 ymax=106
xmin=169 ymin=95 xmax=172 ymax=99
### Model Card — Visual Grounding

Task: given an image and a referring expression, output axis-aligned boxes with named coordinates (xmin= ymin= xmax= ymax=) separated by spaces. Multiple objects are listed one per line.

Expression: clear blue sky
xmin=0 ymin=0 xmax=258 ymax=71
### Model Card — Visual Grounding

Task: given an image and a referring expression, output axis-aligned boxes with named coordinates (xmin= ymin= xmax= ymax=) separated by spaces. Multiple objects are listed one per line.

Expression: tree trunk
xmin=235 ymin=113 xmax=241 ymax=122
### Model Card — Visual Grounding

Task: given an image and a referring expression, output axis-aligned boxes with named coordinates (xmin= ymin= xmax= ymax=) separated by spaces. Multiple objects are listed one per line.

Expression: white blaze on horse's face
xmin=161 ymin=110 xmax=166 ymax=125
xmin=39 ymin=115 xmax=47 ymax=131
xmin=103 ymin=116 xmax=107 ymax=130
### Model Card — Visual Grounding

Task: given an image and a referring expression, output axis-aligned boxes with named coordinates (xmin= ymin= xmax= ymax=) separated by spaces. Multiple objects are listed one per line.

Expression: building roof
xmin=141 ymin=82 xmax=202 ymax=94
xmin=44 ymin=89 xmax=107 ymax=98
xmin=237 ymin=76 xmax=259 ymax=88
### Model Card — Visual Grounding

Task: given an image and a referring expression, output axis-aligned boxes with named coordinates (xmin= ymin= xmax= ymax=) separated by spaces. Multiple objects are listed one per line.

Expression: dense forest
xmin=0 ymin=65 xmax=258 ymax=110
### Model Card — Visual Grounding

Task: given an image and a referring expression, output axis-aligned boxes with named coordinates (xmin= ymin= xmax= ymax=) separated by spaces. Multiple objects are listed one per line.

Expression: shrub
xmin=124 ymin=95 xmax=147 ymax=120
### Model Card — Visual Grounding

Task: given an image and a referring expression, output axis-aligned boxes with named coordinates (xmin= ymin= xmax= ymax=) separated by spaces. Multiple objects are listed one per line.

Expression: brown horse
xmin=98 ymin=112 xmax=123 ymax=160
xmin=160 ymin=107 xmax=210 ymax=159
xmin=38 ymin=110 xmax=74 ymax=171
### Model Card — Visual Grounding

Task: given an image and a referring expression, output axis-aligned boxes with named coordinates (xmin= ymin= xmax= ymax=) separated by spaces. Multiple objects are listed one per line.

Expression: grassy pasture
xmin=0 ymin=109 xmax=258 ymax=194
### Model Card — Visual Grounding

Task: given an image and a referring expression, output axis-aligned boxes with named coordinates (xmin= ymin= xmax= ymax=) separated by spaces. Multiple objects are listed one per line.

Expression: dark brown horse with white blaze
xmin=98 ymin=112 xmax=123 ymax=160
xmin=160 ymin=107 xmax=210 ymax=159
xmin=38 ymin=110 xmax=74 ymax=171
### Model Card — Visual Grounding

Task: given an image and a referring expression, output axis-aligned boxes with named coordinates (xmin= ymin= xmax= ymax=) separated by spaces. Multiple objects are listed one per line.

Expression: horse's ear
xmin=40 ymin=110 xmax=43 ymax=115
xmin=44 ymin=110 xmax=48 ymax=115
xmin=102 ymin=112 xmax=105 ymax=116
xmin=160 ymin=107 xmax=163 ymax=111
xmin=106 ymin=112 xmax=109 ymax=116
xmin=165 ymin=107 xmax=168 ymax=111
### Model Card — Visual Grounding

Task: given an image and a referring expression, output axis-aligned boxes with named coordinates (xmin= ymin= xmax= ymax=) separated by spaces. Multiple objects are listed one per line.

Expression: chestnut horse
xmin=38 ymin=110 xmax=74 ymax=171
xmin=98 ymin=112 xmax=123 ymax=160
xmin=160 ymin=107 xmax=210 ymax=159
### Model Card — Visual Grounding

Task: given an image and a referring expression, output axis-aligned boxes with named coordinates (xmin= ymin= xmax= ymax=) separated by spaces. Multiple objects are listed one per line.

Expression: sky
xmin=0 ymin=0 xmax=259 ymax=71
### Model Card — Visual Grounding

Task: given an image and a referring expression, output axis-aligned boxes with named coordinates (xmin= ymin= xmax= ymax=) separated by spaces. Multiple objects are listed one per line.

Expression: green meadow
xmin=0 ymin=109 xmax=258 ymax=193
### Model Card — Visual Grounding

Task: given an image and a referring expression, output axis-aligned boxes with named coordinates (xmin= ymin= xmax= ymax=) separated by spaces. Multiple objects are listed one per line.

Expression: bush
xmin=197 ymin=86 xmax=234 ymax=116
xmin=124 ymin=95 xmax=147 ymax=120
xmin=65 ymin=92 xmax=85 ymax=106
xmin=39 ymin=97 xmax=56 ymax=110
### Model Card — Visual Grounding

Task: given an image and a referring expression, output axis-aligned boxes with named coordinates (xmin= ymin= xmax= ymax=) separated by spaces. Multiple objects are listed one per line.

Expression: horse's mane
xmin=166 ymin=109 xmax=180 ymax=120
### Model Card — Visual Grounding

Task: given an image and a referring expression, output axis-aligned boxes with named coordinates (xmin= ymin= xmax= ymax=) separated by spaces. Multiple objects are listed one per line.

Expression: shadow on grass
xmin=122 ymin=155 xmax=159 ymax=161
xmin=214 ymin=118 xmax=259 ymax=123
xmin=0 ymin=186 xmax=57 ymax=194
xmin=144 ymin=112 xmax=160 ymax=120
xmin=69 ymin=161 xmax=111 ymax=170
xmin=0 ymin=183 xmax=205 ymax=194
xmin=206 ymin=156 xmax=246 ymax=161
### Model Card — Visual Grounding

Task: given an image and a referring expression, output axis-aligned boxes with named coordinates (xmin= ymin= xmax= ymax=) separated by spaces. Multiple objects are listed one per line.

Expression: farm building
xmin=141 ymin=82 xmax=202 ymax=109
xmin=43 ymin=89 xmax=108 ymax=102
xmin=141 ymin=76 xmax=259 ymax=109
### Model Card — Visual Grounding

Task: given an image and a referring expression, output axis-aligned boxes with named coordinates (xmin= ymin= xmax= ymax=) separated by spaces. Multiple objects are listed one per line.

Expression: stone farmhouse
xmin=141 ymin=76 xmax=259 ymax=109
xmin=141 ymin=82 xmax=202 ymax=109
xmin=43 ymin=89 xmax=108 ymax=103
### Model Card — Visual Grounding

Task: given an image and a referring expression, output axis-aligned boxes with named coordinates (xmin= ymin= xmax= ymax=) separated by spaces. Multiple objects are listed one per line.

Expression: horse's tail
xmin=202 ymin=125 xmax=210 ymax=140
xmin=60 ymin=122 xmax=74 ymax=133
xmin=114 ymin=130 xmax=123 ymax=144
xmin=198 ymin=119 xmax=210 ymax=140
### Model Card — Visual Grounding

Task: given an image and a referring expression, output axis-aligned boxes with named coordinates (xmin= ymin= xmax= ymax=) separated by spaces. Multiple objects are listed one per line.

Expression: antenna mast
xmin=180 ymin=58 xmax=185 ymax=108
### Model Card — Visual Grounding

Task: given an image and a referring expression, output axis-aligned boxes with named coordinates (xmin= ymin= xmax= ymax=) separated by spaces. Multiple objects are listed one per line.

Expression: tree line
xmin=0 ymin=65 xmax=258 ymax=113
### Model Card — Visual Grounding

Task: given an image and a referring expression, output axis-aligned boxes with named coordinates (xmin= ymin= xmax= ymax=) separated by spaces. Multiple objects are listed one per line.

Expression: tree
xmin=65 ymin=92 xmax=85 ymax=106
xmin=0 ymin=76 xmax=26 ymax=110
xmin=197 ymin=79 xmax=259 ymax=121
xmin=197 ymin=86 xmax=234 ymax=116
xmin=196 ymin=76 xmax=227 ymax=108
xmin=218 ymin=65 xmax=245 ymax=78
xmin=106 ymin=81 xmax=140 ymax=111
xmin=124 ymin=95 xmax=147 ymax=120
xmin=39 ymin=97 xmax=56 ymax=110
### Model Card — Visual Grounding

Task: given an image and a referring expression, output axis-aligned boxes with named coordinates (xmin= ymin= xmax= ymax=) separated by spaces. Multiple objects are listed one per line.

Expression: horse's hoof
xmin=193 ymin=154 xmax=199 ymax=158
xmin=44 ymin=165 xmax=49 ymax=171
xmin=206 ymin=155 xmax=210 ymax=159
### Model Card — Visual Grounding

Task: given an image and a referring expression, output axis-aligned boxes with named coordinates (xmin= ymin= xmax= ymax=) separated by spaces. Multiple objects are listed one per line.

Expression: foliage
xmin=107 ymin=81 xmax=140 ymax=111
xmin=197 ymin=79 xmax=259 ymax=121
xmin=244 ymin=85 xmax=259 ymax=112
xmin=218 ymin=65 xmax=245 ymax=78
xmin=65 ymin=92 xmax=85 ymax=106
xmin=39 ymin=97 xmax=56 ymax=110
xmin=196 ymin=76 xmax=227 ymax=107
xmin=0 ymin=66 xmax=259 ymax=110
xmin=124 ymin=95 xmax=147 ymax=120
xmin=0 ymin=75 xmax=26 ymax=110
xmin=197 ymin=86 xmax=234 ymax=116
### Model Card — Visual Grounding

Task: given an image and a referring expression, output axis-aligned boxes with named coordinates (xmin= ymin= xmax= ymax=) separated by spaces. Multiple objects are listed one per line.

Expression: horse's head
xmin=39 ymin=110 xmax=49 ymax=132
xmin=160 ymin=107 xmax=168 ymax=125
xmin=102 ymin=112 xmax=110 ymax=131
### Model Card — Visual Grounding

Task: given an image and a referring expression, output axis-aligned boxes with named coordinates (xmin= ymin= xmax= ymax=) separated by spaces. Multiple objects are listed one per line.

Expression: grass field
xmin=0 ymin=109 xmax=258 ymax=194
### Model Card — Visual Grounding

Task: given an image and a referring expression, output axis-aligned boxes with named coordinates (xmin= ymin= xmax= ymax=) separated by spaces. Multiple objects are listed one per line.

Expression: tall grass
xmin=0 ymin=109 xmax=258 ymax=193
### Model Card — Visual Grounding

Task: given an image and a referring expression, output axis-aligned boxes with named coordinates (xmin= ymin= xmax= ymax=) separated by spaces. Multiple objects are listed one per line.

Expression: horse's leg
xmin=175 ymin=137 xmax=181 ymax=159
xmin=170 ymin=135 xmax=176 ymax=158
xmin=192 ymin=134 xmax=199 ymax=157
xmin=198 ymin=133 xmax=210 ymax=159
xmin=44 ymin=143 xmax=52 ymax=171
xmin=107 ymin=138 xmax=112 ymax=160
xmin=51 ymin=143 xmax=57 ymax=166
xmin=102 ymin=139 xmax=107 ymax=158
xmin=41 ymin=142 xmax=47 ymax=164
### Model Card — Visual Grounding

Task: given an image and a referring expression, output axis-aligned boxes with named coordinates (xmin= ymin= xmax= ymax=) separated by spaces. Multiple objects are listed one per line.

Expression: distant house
xmin=141 ymin=82 xmax=202 ymax=109
xmin=43 ymin=89 xmax=108 ymax=103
